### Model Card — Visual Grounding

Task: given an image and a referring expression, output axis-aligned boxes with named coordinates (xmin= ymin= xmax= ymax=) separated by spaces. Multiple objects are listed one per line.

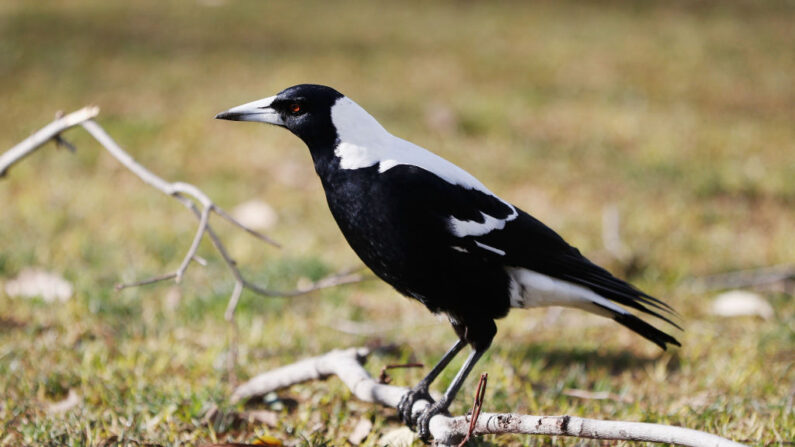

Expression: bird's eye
xmin=289 ymin=103 xmax=303 ymax=115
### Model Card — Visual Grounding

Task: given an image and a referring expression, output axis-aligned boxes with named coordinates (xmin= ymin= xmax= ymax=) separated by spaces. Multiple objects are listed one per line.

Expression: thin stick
xmin=231 ymin=348 xmax=747 ymax=447
xmin=214 ymin=205 xmax=280 ymax=248
xmin=377 ymin=362 xmax=424 ymax=384
xmin=115 ymin=273 xmax=177 ymax=291
xmin=0 ymin=106 xmax=99 ymax=177
xmin=458 ymin=372 xmax=488 ymax=447
xmin=176 ymin=204 xmax=212 ymax=283
xmin=224 ymin=281 xmax=244 ymax=322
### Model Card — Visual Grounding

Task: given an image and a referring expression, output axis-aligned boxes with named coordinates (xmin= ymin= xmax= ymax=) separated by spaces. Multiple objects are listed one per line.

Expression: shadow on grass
xmin=507 ymin=343 xmax=680 ymax=375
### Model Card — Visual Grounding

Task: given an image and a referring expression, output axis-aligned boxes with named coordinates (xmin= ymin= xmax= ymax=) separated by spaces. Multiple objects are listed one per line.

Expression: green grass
xmin=1 ymin=0 xmax=793 ymax=445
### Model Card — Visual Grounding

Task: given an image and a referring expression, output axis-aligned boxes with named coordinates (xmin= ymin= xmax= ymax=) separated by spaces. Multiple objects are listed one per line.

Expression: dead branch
xmin=1 ymin=107 xmax=367 ymax=319
xmin=0 ymin=107 xmax=99 ymax=178
xmin=232 ymin=348 xmax=747 ymax=447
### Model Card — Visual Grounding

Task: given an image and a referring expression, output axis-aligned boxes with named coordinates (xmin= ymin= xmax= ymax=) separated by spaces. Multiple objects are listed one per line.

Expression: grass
xmin=1 ymin=0 xmax=793 ymax=445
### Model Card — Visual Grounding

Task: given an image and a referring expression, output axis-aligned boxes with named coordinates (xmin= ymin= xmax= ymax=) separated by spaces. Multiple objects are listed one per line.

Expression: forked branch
xmin=232 ymin=348 xmax=747 ymax=447
xmin=1 ymin=107 xmax=366 ymax=319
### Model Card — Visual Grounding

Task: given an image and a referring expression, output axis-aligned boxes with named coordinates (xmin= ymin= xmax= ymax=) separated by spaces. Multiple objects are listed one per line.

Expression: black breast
xmin=317 ymin=162 xmax=512 ymax=322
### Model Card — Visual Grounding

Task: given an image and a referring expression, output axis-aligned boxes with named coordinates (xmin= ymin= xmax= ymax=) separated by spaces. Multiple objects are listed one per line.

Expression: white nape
xmin=505 ymin=267 xmax=628 ymax=317
xmin=331 ymin=97 xmax=492 ymax=193
xmin=330 ymin=97 xmax=519 ymax=240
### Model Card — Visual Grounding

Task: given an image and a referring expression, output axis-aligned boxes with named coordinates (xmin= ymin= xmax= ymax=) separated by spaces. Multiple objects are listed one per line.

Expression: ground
xmin=0 ymin=1 xmax=793 ymax=445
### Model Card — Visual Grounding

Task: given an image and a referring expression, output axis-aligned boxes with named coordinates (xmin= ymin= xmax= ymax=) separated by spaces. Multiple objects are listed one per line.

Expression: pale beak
xmin=215 ymin=95 xmax=284 ymax=126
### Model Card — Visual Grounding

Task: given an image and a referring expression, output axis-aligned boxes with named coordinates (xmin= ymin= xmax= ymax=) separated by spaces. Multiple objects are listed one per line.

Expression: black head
xmin=216 ymin=84 xmax=344 ymax=149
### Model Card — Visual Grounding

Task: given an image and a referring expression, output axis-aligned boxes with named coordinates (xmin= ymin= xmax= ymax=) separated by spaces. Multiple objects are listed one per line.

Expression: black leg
xmin=397 ymin=338 xmax=466 ymax=426
xmin=416 ymin=347 xmax=487 ymax=441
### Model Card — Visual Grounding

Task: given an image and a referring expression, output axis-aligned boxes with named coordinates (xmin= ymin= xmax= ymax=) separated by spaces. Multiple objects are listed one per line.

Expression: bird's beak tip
xmin=215 ymin=111 xmax=237 ymax=121
xmin=215 ymin=95 xmax=283 ymax=125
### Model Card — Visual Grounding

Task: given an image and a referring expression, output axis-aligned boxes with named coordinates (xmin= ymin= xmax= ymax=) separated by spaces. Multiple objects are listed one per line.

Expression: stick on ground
xmin=232 ymin=348 xmax=747 ymax=447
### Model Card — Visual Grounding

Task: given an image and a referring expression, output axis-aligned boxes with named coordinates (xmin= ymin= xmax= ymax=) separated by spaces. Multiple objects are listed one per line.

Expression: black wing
xmin=377 ymin=164 xmax=680 ymax=349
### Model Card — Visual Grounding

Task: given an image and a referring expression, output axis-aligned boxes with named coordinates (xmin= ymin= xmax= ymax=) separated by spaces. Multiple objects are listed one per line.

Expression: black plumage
xmin=216 ymin=84 xmax=680 ymax=440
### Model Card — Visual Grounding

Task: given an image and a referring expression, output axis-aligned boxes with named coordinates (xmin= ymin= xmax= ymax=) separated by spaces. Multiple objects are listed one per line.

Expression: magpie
xmin=216 ymin=84 xmax=680 ymax=440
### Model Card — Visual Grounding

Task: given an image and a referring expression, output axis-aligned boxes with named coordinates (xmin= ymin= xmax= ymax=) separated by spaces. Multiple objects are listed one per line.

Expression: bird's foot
xmin=397 ymin=385 xmax=434 ymax=427
xmin=416 ymin=399 xmax=450 ymax=442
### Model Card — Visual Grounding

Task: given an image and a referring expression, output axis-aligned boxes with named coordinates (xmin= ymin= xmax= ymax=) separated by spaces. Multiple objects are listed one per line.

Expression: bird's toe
xmin=397 ymin=386 xmax=434 ymax=427
xmin=416 ymin=400 xmax=449 ymax=442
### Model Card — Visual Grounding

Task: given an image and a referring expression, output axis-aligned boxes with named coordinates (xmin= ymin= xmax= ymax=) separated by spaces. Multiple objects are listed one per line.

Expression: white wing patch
xmin=330 ymin=97 xmax=519 ymax=240
xmin=505 ymin=267 xmax=628 ymax=317
xmin=448 ymin=207 xmax=518 ymax=238
xmin=474 ymin=241 xmax=506 ymax=256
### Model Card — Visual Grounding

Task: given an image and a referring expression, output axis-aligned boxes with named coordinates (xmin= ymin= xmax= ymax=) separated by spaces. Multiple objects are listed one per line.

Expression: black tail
xmin=611 ymin=312 xmax=681 ymax=350
xmin=554 ymin=250 xmax=682 ymax=349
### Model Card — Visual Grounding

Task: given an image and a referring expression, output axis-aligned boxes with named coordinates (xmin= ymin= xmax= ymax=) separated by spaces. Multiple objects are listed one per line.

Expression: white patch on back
xmin=332 ymin=97 xmax=492 ymax=192
xmin=331 ymin=96 xmax=518 ymax=239
xmin=505 ymin=267 xmax=627 ymax=317
xmin=474 ymin=241 xmax=506 ymax=256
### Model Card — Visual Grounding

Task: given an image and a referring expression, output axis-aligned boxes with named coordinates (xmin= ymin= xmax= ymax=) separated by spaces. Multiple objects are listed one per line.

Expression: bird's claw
xmin=397 ymin=385 xmax=434 ymax=427
xmin=416 ymin=400 xmax=449 ymax=442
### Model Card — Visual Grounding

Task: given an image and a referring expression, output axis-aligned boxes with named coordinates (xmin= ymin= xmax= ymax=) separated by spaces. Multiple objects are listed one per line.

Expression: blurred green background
xmin=1 ymin=1 xmax=792 ymax=445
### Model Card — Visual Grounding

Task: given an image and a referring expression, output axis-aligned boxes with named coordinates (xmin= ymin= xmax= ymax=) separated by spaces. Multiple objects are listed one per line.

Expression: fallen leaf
xmin=253 ymin=435 xmax=283 ymax=446
xmin=47 ymin=389 xmax=81 ymax=414
xmin=242 ymin=409 xmax=279 ymax=427
xmin=347 ymin=417 xmax=373 ymax=445
xmin=99 ymin=437 xmax=162 ymax=447
xmin=97 ymin=436 xmax=119 ymax=447
xmin=711 ymin=290 xmax=774 ymax=319
xmin=5 ymin=268 xmax=73 ymax=302
xmin=378 ymin=427 xmax=415 ymax=447
xmin=203 ymin=436 xmax=283 ymax=447
xmin=0 ymin=316 xmax=26 ymax=330
xmin=231 ymin=200 xmax=278 ymax=231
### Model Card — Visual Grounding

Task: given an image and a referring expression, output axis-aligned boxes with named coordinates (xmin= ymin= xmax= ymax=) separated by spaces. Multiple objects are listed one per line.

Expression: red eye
xmin=289 ymin=103 xmax=302 ymax=114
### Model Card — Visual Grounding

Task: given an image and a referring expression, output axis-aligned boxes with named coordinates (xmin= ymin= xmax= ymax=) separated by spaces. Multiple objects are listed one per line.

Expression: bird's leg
xmin=416 ymin=346 xmax=487 ymax=441
xmin=397 ymin=338 xmax=466 ymax=426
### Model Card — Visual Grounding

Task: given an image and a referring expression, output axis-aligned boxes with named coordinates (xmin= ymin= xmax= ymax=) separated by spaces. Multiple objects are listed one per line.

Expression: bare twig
xmin=115 ymin=273 xmax=178 ymax=291
xmin=458 ymin=373 xmax=488 ymax=447
xmin=232 ymin=348 xmax=747 ymax=447
xmin=0 ymin=106 xmax=99 ymax=177
xmin=2 ymin=108 xmax=367 ymax=319
xmin=377 ymin=362 xmax=424 ymax=384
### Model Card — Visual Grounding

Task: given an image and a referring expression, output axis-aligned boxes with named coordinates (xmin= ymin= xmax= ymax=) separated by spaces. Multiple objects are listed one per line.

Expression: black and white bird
xmin=216 ymin=84 xmax=680 ymax=440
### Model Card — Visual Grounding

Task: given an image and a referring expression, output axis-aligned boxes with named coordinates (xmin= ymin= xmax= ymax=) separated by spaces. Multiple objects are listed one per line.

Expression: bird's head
xmin=215 ymin=84 xmax=345 ymax=149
